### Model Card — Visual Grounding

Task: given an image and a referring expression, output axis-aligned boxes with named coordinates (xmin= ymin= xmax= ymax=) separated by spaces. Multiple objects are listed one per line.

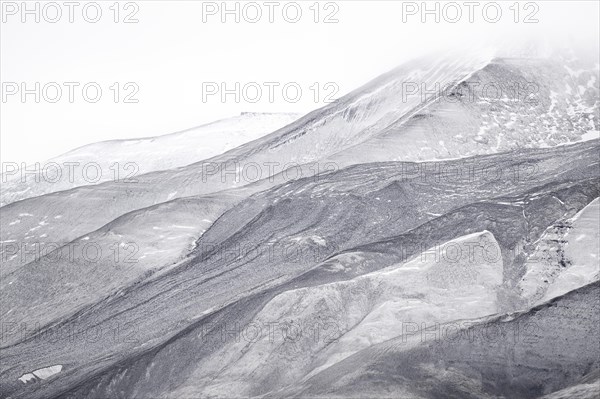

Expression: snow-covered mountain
xmin=2 ymin=53 xmax=598 ymax=279
xmin=1 ymin=50 xmax=599 ymax=399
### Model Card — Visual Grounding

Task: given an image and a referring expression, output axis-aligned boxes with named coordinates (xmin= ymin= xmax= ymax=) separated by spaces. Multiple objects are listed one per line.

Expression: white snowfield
xmin=1 ymin=112 xmax=300 ymax=206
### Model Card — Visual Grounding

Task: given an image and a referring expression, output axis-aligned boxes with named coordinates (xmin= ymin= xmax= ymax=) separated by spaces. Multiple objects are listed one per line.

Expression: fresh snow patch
xmin=19 ymin=365 xmax=63 ymax=383
xmin=18 ymin=373 xmax=35 ymax=383
xmin=581 ymin=130 xmax=600 ymax=142
xmin=290 ymin=235 xmax=327 ymax=246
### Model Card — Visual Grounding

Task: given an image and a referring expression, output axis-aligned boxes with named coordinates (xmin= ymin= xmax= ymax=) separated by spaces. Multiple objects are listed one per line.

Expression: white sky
xmin=1 ymin=0 xmax=598 ymax=164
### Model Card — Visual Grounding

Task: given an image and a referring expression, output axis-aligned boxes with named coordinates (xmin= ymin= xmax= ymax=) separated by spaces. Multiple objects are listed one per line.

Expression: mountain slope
xmin=274 ymin=281 xmax=600 ymax=399
xmin=2 ymin=54 xmax=598 ymax=280
xmin=0 ymin=140 xmax=598 ymax=399
xmin=0 ymin=112 xmax=300 ymax=206
xmin=1 ymin=140 xmax=598 ymax=339
xmin=0 ymin=53 xmax=493 ymax=277
xmin=326 ymin=56 xmax=599 ymax=166
xmin=1 ymin=51 xmax=599 ymax=399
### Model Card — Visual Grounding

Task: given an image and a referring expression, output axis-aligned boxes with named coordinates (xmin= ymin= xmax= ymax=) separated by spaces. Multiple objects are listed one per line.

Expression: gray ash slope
xmin=1 ymin=140 xmax=598 ymax=399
